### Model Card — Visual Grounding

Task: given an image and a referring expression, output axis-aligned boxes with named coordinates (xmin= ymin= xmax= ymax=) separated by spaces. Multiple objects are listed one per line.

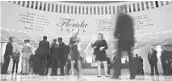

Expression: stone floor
xmin=1 ymin=74 xmax=172 ymax=81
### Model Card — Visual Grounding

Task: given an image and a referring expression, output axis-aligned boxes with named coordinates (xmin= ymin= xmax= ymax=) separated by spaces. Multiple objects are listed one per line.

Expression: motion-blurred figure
xmin=69 ymin=30 xmax=82 ymax=78
xmin=112 ymin=5 xmax=137 ymax=79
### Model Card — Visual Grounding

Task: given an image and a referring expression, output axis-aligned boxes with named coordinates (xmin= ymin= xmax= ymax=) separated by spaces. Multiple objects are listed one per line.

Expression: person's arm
xmin=155 ymin=51 xmax=158 ymax=62
xmin=104 ymin=40 xmax=108 ymax=50
xmin=91 ymin=41 xmax=96 ymax=48
xmin=5 ymin=43 xmax=11 ymax=55
xmin=147 ymin=52 xmax=150 ymax=62
xmin=48 ymin=42 xmax=50 ymax=52
xmin=38 ymin=41 xmax=41 ymax=48
xmin=114 ymin=15 xmax=121 ymax=39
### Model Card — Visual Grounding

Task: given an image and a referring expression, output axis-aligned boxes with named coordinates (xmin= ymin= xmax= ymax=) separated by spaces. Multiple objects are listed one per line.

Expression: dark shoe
xmin=1 ymin=72 xmax=7 ymax=74
xmin=39 ymin=74 xmax=45 ymax=76
xmin=130 ymin=75 xmax=135 ymax=79
xmin=156 ymin=73 xmax=159 ymax=75
xmin=111 ymin=75 xmax=119 ymax=79
xmin=50 ymin=74 xmax=57 ymax=76
xmin=150 ymin=74 xmax=154 ymax=76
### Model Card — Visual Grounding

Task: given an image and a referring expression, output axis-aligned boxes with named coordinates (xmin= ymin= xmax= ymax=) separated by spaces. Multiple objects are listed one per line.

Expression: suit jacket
xmin=50 ymin=42 xmax=59 ymax=59
xmin=22 ymin=43 xmax=32 ymax=58
xmin=4 ymin=42 xmax=13 ymax=57
xmin=161 ymin=50 xmax=171 ymax=62
xmin=59 ymin=42 xmax=68 ymax=61
xmin=148 ymin=50 xmax=158 ymax=64
xmin=38 ymin=40 xmax=50 ymax=55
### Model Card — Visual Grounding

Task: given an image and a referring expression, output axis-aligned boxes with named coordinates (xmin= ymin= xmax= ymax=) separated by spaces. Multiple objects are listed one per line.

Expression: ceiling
xmin=60 ymin=1 xmax=124 ymax=4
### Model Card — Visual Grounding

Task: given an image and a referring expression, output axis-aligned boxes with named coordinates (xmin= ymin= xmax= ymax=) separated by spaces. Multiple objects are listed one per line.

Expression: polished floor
xmin=1 ymin=74 xmax=172 ymax=81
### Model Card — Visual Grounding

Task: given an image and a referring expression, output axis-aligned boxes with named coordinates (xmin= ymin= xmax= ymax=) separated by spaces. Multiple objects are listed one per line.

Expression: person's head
xmin=139 ymin=56 xmax=141 ymax=58
xmin=117 ymin=4 xmax=126 ymax=13
xmin=24 ymin=40 xmax=27 ymax=44
xmin=9 ymin=37 xmax=14 ymax=43
xmin=43 ymin=36 xmax=47 ymax=40
xmin=135 ymin=54 xmax=138 ymax=57
xmin=151 ymin=46 xmax=155 ymax=50
xmin=58 ymin=37 xmax=62 ymax=43
xmin=53 ymin=39 xmax=57 ymax=43
xmin=27 ymin=39 xmax=30 ymax=43
xmin=72 ymin=30 xmax=79 ymax=37
xmin=97 ymin=33 xmax=104 ymax=40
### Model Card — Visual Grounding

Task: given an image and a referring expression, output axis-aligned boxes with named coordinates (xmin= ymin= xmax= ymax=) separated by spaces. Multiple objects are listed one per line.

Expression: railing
xmin=8 ymin=1 xmax=172 ymax=15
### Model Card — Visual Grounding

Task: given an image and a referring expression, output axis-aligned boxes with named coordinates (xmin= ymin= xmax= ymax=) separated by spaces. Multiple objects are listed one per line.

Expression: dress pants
xmin=51 ymin=58 xmax=58 ymax=75
xmin=22 ymin=57 xmax=30 ymax=74
xmin=33 ymin=54 xmax=40 ymax=74
xmin=1 ymin=56 xmax=11 ymax=74
xmin=60 ymin=59 xmax=66 ymax=75
xmin=162 ymin=61 xmax=171 ymax=75
xmin=45 ymin=56 xmax=51 ymax=75
xmin=150 ymin=63 xmax=159 ymax=75
xmin=37 ymin=54 xmax=47 ymax=75
xmin=12 ymin=59 xmax=19 ymax=73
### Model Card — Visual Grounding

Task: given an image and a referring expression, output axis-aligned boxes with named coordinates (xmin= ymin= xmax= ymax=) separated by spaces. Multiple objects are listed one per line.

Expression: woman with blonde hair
xmin=69 ymin=30 xmax=82 ymax=78
xmin=91 ymin=33 xmax=109 ymax=77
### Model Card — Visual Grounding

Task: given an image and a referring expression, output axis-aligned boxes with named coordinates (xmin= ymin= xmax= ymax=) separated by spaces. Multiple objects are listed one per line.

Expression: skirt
xmin=70 ymin=47 xmax=80 ymax=60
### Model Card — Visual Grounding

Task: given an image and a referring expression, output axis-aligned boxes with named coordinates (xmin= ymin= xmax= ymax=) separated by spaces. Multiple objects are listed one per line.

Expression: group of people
xmin=2 ymin=4 xmax=164 ymax=80
xmin=148 ymin=45 xmax=172 ymax=76
xmin=161 ymin=46 xmax=172 ymax=75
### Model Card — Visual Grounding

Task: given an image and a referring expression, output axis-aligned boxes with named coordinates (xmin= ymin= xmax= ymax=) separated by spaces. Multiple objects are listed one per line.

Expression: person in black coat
xmin=58 ymin=37 xmax=68 ymax=76
xmin=91 ymin=33 xmax=109 ymax=77
xmin=161 ymin=46 xmax=171 ymax=75
xmin=35 ymin=36 xmax=50 ymax=75
xmin=50 ymin=39 xmax=59 ymax=76
xmin=139 ymin=56 xmax=144 ymax=75
xmin=148 ymin=46 xmax=159 ymax=75
xmin=112 ymin=5 xmax=136 ymax=79
xmin=1 ymin=37 xmax=14 ymax=74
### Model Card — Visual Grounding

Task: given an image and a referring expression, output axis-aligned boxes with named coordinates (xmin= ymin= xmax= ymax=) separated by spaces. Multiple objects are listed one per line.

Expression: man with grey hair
xmin=112 ymin=4 xmax=137 ymax=79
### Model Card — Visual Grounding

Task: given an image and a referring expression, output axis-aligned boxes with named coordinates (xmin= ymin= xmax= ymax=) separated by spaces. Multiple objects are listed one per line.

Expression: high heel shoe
xmin=97 ymin=74 xmax=101 ymax=77
xmin=105 ymin=74 xmax=110 ymax=77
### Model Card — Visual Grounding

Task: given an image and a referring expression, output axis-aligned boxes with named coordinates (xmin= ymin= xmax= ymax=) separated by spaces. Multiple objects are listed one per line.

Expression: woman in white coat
xmin=21 ymin=39 xmax=32 ymax=75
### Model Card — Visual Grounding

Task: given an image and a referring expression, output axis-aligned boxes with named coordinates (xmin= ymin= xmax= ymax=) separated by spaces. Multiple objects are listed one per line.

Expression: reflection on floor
xmin=1 ymin=74 xmax=172 ymax=81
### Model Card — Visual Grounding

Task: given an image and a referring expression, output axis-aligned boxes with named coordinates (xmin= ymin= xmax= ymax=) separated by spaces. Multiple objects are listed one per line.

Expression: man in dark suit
xmin=58 ymin=37 xmax=68 ymax=76
xmin=161 ymin=46 xmax=171 ymax=75
xmin=50 ymin=39 xmax=59 ymax=76
xmin=36 ymin=36 xmax=50 ymax=75
xmin=148 ymin=46 xmax=159 ymax=75
xmin=112 ymin=5 xmax=136 ymax=79
xmin=1 ymin=37 xmax=14 ymax=74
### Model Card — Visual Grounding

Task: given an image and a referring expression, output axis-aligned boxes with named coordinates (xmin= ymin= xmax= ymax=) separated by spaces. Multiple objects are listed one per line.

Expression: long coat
xmin=50 ymin=42 xmax=59 ymax=60
xmin=4 ymin=42 xmax=13 ymax=57
xmin=114 ymin=12 xmax=135 ymax=51
xmin=59 ymin=42 xmax=68 ymax=63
